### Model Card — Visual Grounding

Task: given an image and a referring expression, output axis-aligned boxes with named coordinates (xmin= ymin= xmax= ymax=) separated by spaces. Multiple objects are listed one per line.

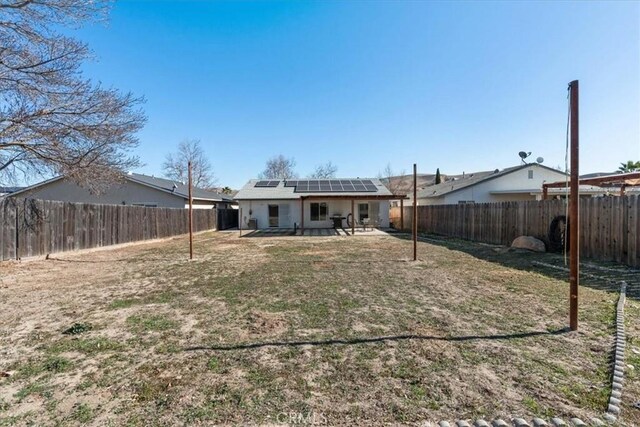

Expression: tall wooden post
xmin=239 ymin=207 xmax=242 ymax=237
xmin=188 ymin=161 xmax=194 ymax=260
xmin=15 ymin=204 xmax=19 ymax=261
xmin=400 ymin=198 xmax=404 ymax=230
xmin=351 ymin=199 xmax=355 ymax=236
xmin=300 ymin=198 xmax=304 ymax=235
xmin=569 ymin=80 xmax=579 ymax=331
xmin=413 ymin=163 xmax=417 ymax=261
xmin=542 ymin=185 xmax=548 ymax=200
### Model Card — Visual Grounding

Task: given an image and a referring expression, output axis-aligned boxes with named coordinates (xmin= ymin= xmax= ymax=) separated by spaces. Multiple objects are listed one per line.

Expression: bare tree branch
xmin=259 ymin=155 xmax=297 ymax=180
xmin=0 ymin=0 xmax=145 ymax=192
xmin=162 ymin=139 xmax=217 ymax=189
xmin=308 ymin=161 xmax=337 ymax=179
xmin=377 ymin=163 xmax=407 ymax=194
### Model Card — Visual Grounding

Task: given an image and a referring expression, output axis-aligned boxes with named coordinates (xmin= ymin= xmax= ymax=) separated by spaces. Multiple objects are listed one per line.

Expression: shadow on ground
xmin=185 ymin=328 xmax=570 ymax=352
xmin=389 ymin=232 xmax=639 ymax=300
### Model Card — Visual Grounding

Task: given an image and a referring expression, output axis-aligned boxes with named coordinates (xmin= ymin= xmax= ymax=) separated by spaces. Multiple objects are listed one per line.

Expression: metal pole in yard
xmin=188 ymin=161 xmax=194 ymax=260
xmin=400 ymin=198 xmax=404 ymax=230
xmin=569 ymin=80 xmax=579 ymax=331
xmin=413 ymin=163 xmax=417 ymax=261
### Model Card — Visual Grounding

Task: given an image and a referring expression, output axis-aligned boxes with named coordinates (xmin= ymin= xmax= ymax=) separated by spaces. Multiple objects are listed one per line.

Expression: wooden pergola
xmin=299 ymin=194 xmax=408 ymax=235
xmin=542 ymin=172 xmax=640 ymax=199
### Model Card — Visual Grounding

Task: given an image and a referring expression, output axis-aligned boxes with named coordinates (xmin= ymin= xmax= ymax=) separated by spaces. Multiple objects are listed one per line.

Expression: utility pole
xmin=413 ymin=163 xmax=417 ymax=261
xmin=188 ymin=161 xmax=194 ymax=260
xmin=569 ymin=80 xmax=579 ymax=331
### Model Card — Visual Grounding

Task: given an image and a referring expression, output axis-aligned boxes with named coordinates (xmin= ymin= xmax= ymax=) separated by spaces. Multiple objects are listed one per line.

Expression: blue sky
xmin=77 ymin=1 xmax=639 ymax=189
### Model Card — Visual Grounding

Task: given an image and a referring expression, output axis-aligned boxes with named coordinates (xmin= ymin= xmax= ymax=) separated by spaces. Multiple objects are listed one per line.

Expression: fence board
xmin=0 ymin=198 xmax=220 ymax=261
xmin=390 ymin=195 xmax=640 ymax=268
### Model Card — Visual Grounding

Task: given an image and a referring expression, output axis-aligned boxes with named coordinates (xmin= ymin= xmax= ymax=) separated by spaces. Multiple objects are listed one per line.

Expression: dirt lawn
xmin=0 ymin=231 xmax=638 ymax=426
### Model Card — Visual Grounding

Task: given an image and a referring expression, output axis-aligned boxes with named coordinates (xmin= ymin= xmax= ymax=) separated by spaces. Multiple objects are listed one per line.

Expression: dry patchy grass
xmin=0 ymin=231 xmax=638 ymax=426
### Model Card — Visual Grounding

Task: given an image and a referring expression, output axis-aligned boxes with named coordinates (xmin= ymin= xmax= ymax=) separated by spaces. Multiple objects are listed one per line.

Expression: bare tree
xmin=259 ymin=155 xmax=297 ymax=180
xmin=162 ymin=139 xmax=216 ymax=189
xmin=378 ymin=163 xmax=406 ymax=194
xmin=0 ymin=0 xmax=146 ymax=193
xmin=308 ymin=161 xmax=337 ymax=179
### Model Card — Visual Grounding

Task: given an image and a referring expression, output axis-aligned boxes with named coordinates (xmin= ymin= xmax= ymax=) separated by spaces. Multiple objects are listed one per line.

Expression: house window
xmin=310 ymin=202 xmax=327 ymax=221
xmin=528 ymin=170 xmax=534 ymax=179
xmin=358 ymin=203 xmax=369 ymax=222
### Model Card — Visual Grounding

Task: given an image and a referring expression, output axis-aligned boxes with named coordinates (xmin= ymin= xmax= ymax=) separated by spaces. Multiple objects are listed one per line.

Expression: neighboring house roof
xmin=0 ymin=186 xmax=23 ymax=195
xmin=10 ymin=173 xmax=234 ymax=203
xmin=382 ymin=174 xmax=438 ymax=194
xmin=416 ymin=164 xmax=567 ymax=199
xmin=493 ymin=186 xmax=613 ymax=194
xmin=125 ymin=173 xmax=234 ymax=202
xmin=234 ymin=178 xmax=394 ymax=200
xmin=580 ymin=171 xmax=617 ymax=179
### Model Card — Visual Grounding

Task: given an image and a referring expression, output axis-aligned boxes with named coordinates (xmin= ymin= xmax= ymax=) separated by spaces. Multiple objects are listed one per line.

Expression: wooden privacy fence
xmin=390 ymin=195 xmax=640 ymax=268
xmin=0 ymin=198 xmax=218 ymax=261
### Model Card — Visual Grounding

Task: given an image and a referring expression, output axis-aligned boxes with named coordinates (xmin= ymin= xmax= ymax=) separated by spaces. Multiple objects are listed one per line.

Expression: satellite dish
xmin=518 ymin=151 xmax=532 ymax=164
xmin=536 ymin=157 xmax=544 ymax=164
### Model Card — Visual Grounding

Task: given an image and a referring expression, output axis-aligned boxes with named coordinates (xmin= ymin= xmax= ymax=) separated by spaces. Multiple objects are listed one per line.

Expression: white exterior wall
xmin=238 ymin=199 xmax=299 ymax=229
xmin=238 ymin=199 xmax=390 ymax=229
xmin=419 ymin=166 xmax=567 ymax=205
xmin=184 ymin=200 xmax=229 ymax=209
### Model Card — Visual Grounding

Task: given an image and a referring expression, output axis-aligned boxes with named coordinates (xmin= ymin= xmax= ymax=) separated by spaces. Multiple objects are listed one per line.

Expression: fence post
xmin=413 ymin=163 xmax=417 ymax=261
xmin=568 ymin=79 xmax=579 ymax=331
xmin=15 ymin=203 xmax=19 ymax=261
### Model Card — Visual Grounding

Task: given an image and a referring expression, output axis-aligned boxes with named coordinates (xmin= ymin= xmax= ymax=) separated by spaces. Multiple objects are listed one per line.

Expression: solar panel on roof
xmin=330 ymin=182 xmax=343 ymax=191
xmin=291 ymin=179 xmax=379 ymax=193
xmin=254 ymin=180 xmax=279 ymax=188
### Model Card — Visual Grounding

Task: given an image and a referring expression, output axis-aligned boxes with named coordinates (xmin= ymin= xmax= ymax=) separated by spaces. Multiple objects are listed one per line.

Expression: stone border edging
xmin=604 ymin=281 xmax=627 ymax=422
xmin=433 ymin=416 xmax=608 ymax=426
xmin=530 ymin=261 xmax=628 ymax=423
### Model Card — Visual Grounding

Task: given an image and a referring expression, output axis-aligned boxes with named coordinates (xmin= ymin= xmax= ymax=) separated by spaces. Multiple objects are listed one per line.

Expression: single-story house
xmin=414 ymin=163 xmax=606 ymax=205
xmin=10 ymin=172 xmax=235 ymax=209
xmin=234 ymin=178 xmax=404 ymax=230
